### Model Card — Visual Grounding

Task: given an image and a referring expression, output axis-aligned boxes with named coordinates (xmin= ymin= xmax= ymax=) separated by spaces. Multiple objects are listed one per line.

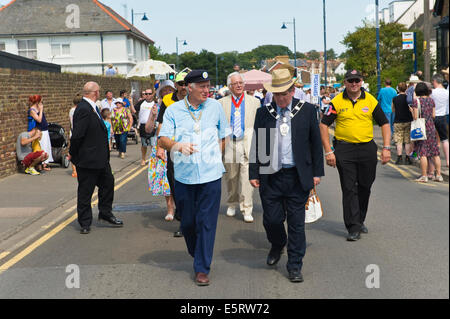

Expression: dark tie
xmin=95 ymin=106 xmax=102 ymax=119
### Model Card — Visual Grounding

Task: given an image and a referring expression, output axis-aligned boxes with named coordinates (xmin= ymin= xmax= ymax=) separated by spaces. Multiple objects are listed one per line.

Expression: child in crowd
xmin=101 ymin=108 xmax=112 ymax=151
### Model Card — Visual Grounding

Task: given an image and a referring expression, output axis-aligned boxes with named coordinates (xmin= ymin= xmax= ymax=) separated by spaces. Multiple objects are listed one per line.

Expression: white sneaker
xmin=226 ymin=207 xmax=236 ymax=217
xmin=243 ymin=215 xmax=254 ymax=223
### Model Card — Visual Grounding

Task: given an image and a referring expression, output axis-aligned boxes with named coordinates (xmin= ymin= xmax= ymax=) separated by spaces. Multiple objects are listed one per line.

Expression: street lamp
xmin=323 ymin=0 xmax=328 ymax=87
xmin=131 ymin=9 xmax=149 ymax=26
xmin=281 ymin=17 xmax=297 ymax=70
xmin=375 ymin=0 xmax=381 ymax=94
xmin=176 ymin=37 xmax=188 ymax=72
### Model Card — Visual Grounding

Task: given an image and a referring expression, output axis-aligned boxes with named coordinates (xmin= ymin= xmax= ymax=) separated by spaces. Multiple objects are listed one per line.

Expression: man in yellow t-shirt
xmin=319 ymin=70 xmax=391 ymax=241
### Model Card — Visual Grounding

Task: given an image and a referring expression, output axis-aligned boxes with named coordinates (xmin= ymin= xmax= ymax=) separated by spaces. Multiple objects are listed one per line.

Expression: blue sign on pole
xmin=312 ymin=73 xmax=321 ymax=104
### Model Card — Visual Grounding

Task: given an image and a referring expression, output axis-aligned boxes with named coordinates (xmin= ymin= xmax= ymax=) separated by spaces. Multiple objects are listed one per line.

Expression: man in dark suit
xmin=70 ymin=82 xmax=123 ymax=234
xmin=249 ymin=69 xmax=324 ymax=282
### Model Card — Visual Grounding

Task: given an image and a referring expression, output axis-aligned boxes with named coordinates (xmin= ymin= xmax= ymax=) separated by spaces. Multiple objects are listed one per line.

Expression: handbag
xmin=305 ymin=187 xmax=323 ymax=223
xmin=410 ymin=98 xmax=427 ymax=141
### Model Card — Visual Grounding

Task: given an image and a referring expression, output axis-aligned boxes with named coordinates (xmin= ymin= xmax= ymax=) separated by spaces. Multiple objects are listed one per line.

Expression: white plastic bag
xmin=305 ymin=188 xmax=323 ymax=223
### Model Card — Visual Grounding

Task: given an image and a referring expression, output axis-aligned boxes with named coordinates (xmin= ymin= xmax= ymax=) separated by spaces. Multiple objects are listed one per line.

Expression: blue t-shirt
xmin=123 ymin=98 xmax=131 ymax=108
xmin=377 ymin=87 xmax=397 ymax=114
xmin=103 ymin=120 xmax=111 ymax=140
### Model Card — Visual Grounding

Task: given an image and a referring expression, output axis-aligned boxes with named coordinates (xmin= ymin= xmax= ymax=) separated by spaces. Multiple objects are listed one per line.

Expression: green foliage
xmin=307 ymin=50 xmax=321 ymax=60
xmin=341 ymin=21 xmax=424 ymax=93
xmin=326 ymin=48 xmax=337 ymax=60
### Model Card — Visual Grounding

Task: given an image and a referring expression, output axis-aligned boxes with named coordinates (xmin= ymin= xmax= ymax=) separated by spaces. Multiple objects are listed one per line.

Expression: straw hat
xmin=263 ymin=69 xmax=295 ymax=93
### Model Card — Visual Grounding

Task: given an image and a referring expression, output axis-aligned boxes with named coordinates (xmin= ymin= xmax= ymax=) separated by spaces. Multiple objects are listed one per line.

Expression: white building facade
xmin=0 ymin=0 xmax=153 ymax=75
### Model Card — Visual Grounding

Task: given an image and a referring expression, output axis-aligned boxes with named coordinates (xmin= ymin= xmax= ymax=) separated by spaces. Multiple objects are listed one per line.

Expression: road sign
xmin=402 ymin=32 xmax=414 ymax=50
xmin=311 ymin=73 xmax=320 ymax=105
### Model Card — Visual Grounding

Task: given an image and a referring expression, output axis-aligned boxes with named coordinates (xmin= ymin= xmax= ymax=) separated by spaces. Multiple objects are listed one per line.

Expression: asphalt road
xmin=0 ymin=160 xmax=448 ymax=299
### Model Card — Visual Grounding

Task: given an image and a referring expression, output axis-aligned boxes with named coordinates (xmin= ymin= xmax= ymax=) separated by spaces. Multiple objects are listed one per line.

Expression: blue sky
xmin=1 ymin=0 xmax=393 ymax=55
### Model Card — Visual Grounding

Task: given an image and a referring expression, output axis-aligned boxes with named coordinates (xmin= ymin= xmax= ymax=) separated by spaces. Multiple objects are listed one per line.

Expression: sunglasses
xmin=176 ymin=81 xmax=186 ymax=86
xmin=347 ymin=78 xmax=361 ymax=84
xmin=143 ymin=92 xmax=153 ymax=95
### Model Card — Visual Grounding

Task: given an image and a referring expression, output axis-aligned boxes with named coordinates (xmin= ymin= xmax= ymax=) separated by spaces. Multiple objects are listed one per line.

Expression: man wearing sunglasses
xmin=319 ymin=69 xmax=391 ymax=242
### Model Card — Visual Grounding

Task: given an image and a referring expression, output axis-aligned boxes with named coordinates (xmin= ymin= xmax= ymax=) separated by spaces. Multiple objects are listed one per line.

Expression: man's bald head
xmin=83 ymin=82 xmax=100 ymax=100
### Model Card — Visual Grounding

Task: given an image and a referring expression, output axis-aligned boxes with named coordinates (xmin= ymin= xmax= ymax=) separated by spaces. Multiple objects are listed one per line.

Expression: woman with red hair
xmin=28 ymin=95 xmax=53 ymax=170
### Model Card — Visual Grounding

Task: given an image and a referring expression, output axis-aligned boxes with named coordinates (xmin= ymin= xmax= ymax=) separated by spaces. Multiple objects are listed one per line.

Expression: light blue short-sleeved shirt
xmin=159 ymin=97 xmax=231 ymax=185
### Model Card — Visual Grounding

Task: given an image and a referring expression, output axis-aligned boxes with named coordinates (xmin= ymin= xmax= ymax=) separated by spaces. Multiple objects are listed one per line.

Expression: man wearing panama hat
xmin=249 ymin=68 xmax=324 ymax=283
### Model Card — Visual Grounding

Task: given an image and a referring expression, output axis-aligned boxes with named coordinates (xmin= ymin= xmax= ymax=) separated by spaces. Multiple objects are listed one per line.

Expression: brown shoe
xmin=195 ymin=272 xmax=210 ymax=286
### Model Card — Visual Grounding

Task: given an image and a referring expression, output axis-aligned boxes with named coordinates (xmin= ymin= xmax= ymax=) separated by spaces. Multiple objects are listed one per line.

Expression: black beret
xmin=184 ymin=69 xmax=210 ymax=84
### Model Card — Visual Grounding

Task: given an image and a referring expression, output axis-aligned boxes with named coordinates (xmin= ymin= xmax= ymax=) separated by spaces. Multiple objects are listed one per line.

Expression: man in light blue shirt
xmin=159 ymin=70 xmax=231 ymax=286
xmin=377 ymin=78 xmax=398 ymax=134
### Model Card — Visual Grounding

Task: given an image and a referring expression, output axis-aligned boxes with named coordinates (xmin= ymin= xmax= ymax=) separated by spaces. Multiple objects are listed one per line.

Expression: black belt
xmin=334 ymin=138 xmax=373 ymax=145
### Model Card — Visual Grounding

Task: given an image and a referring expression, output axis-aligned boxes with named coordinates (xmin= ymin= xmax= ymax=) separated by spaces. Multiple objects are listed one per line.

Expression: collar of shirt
xmin=277 ymin=101 xmax=292 ymax=115
xmin=232 ymin=94 xmax=244 ymax=102
xmin=84 ymin=97 xmax=102 ymax=119
xmin=185 ymin=96 xmax=204 ymax=112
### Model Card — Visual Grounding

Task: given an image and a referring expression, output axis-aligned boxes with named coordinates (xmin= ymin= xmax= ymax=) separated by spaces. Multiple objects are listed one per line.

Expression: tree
xmin=326 ymin=48 xmax=337 ymax=60
xmin=307 ymin=50 xmax=321 ymax=60
xmin=341 ymin=21 xmax=424 ymax=93
xmin=148 ymin=44 xmax=163 ymax=60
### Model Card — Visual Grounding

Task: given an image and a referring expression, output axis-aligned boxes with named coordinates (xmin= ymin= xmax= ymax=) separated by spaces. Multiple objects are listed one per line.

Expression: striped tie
xmin=234 ymin=108 xmax=242 ymax=138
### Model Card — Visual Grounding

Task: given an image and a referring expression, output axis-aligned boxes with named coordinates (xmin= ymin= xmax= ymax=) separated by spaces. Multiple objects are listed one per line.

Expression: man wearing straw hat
xmin=249 ymin=69 xmax=324 ymax=283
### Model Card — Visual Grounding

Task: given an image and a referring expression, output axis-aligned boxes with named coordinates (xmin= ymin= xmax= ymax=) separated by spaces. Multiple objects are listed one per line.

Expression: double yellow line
xmin=0 ymin=164 xmax=147 ymax=274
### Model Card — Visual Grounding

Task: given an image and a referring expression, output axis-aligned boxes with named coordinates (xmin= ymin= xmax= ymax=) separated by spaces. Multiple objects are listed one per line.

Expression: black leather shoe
xmin=98 ymin=215 xmax=123 ymax=227
xmin=173 ymin=230 xmax=183 ymax=237
xmin=347 ymin=232 xmax=361 ymax=241
xmin=360 ymin=224 xmax=368 ymax=234
xmin=267 ymin=248 xmax=282 ymax=266
xmin=288 ymin=271 xmax=304 ymax=283
xmin=405 ymin=156 xmax=412 ymax=165
xmin=80 ymin=227 xmax=90 ymax=234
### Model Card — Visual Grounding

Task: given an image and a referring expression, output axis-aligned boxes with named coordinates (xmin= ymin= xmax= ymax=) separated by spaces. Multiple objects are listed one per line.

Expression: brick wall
xmin=0 ymin=68 xmax=152 ymax=179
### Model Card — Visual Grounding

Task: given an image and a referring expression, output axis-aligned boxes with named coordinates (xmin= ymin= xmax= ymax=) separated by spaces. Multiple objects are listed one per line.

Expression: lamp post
xmin=131 ymin=9 xmax=149 ymax=26
xmin=375 ymin=0 xmax=381 ymax=94
xmin=281 ymin=17 xmax=297 ymax=70
xmin=176 ymin=37 xmax=188 ymax=72
xmin=323 ymin=0 xmax=327 ymax=87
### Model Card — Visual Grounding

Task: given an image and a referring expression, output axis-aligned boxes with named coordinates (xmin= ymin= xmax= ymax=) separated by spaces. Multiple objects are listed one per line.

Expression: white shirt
xmin=294 ymin=87 xmax=306 ymax=101
xmin=139 ymin=101 xmax=155 ymax=124
xmin=101 ymin=98 xmax=116 ymax=112
xmin=431 ymin=87 xmax=449 ymax=116
xmin=83 ymin=97 xmax=101 ymax=119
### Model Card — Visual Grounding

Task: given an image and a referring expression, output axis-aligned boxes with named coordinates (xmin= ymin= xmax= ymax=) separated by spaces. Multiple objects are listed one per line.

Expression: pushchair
xmin=127 ymin=114 xmax=139 ymax=144
xmin=48 ymin=123 xmax=70 ymax=168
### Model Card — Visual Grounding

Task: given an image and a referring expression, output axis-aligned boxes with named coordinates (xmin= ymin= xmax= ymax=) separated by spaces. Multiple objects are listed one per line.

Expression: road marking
xmin=0 ymin=165 xmax=147 ymax=275
xmin=0 ymin=251 xmax=10 ymax=261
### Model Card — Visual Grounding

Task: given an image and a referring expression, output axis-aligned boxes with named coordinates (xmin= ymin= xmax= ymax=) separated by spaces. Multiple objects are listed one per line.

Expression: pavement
xmin=372 ymin=126 xmax=449 ymax=181
xmin=0 ymin=141 xmax=146 ymax=252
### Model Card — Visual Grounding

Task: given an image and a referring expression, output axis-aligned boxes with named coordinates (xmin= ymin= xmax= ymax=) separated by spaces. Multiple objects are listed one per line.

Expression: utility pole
xmin=376 ymin=0 xmax=381 ymax=94
xmin=323 ymin=0 xmax=327 ymax=87
xmin=423 ymin=0 xmax=431 ymax=82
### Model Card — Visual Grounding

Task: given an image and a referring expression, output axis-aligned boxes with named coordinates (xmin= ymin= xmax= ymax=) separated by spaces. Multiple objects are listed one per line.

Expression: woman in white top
xmin=431 ymin=74 xmax=449 ymax=167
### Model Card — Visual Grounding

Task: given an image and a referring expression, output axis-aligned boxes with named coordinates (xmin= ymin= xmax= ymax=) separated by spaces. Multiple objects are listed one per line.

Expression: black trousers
xmin=76 ymin=164 xmax=115 ymax=228
xmin=334 ymin=140 xmax=378 ymax=233
xmin=166 ymin=155 xmax=180 ymax=220
xmin=259 ymin=168 xmax=309 ymax=273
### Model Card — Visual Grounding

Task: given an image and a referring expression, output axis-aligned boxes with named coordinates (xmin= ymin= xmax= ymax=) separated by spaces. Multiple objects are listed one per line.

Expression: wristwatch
xmin=383 ymin=146 xmax=391 ymax=151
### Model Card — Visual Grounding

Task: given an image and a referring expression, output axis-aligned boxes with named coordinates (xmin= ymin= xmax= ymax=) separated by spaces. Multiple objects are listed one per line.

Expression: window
xmin=18 ymin=39 xmax=37 ymax=59
xmin=127 ymin=37 xmax=133 ymax=56
xmin=50 ymin=37 xmax=70 ymax=57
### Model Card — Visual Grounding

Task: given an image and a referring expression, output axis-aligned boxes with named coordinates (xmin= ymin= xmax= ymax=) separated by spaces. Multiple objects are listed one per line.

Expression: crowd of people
xmin=14 ymin=63 xmax=448 ymax=287
xmin=377 ymin=69 xmax=449 ymax=182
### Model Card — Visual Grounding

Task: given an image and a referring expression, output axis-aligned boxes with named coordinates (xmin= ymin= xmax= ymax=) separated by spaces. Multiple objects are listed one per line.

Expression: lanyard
xmin=184 ymin=97 xmax=203 ymax=123
xmin=232 ymin=94 xmax=244 ymax=109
